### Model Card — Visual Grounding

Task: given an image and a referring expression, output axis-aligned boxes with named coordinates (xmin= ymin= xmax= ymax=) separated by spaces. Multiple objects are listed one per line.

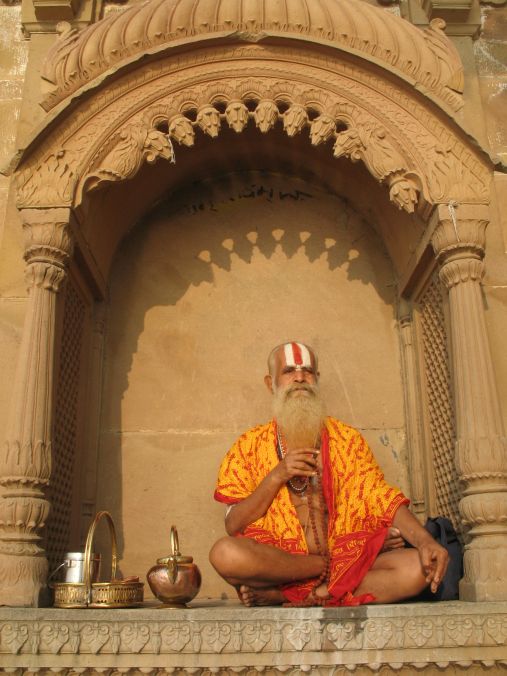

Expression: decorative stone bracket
xmin=0 ymin=208 xmax=74 ymax=607
xmin=78 ymin=100 xmax=423 ymax=213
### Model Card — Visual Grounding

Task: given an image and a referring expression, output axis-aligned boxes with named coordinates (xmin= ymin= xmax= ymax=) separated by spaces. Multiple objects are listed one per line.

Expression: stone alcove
xmin=1 ymin=0 xmax=506 ymax=609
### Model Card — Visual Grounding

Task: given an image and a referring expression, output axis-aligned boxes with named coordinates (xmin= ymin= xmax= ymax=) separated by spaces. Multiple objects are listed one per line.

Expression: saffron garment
xmin=214 ymin=417 xmax=409 ymax=605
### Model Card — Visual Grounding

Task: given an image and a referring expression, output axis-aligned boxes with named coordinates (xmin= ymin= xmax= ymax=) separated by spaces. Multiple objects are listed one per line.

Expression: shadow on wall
xmin=95 ymin=171 xmax=403 ymax=595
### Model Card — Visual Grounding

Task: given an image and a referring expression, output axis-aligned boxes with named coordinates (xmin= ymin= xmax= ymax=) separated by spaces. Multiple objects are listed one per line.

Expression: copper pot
xmin=147 ymin=526 xmax=201 ymax=608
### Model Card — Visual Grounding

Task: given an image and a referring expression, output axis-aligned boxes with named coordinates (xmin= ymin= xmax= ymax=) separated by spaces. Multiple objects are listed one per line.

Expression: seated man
xmin=209 ymin=341 xmax=448 ymax=606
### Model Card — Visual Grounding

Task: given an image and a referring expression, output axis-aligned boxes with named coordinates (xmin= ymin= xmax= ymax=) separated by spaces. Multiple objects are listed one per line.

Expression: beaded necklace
xmin=276 ymin=425 xmax=331 ymax=606
xmin=275 ymin=427 xmax=310 ymax=495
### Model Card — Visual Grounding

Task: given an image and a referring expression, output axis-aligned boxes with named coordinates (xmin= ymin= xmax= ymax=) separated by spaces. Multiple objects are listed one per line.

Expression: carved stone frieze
xmin=1 ymin=605 xmax=507 ymax=673
xmin=15 ymin=45 xmax=491 ymax=214
xmin=39 ymin=0 xmax=464 ymax=114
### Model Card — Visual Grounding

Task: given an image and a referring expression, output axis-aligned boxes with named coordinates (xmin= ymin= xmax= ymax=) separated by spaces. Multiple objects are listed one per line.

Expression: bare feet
xmin=313 ymin=582 xmax=330 ymax=599
xmin=237 ymin=585 xmax=286 ymax=607
xmin=237 ymin=583 xmax=330 ymax=607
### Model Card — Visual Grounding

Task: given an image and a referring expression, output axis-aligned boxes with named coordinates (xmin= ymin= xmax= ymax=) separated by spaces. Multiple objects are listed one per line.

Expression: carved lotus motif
xmin=389 ymin=175 xmax=419 ymax=213
xmin=253 ymin=100 xmax=279 ymax=133
xmin=283 ymin=104 xmax=308 ymax=137
xmin=169 ymin=115 xmax=195 ymax=147
xmin=225 ymin=101 xmax=249 ymax=133
xmin=197 ymin=105 xmax=221 ymax=137
xmin=310 ymin=115 xmax=336 ymax=145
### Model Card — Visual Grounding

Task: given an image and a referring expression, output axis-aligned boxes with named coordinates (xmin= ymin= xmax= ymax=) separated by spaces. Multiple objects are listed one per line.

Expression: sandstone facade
xmin=0 ymin=0 xmax=506 ymax=671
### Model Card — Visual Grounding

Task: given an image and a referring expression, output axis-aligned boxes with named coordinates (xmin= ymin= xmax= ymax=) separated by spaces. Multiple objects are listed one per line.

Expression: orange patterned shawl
xmin=214 ymin=417 xmax=408 ymax=605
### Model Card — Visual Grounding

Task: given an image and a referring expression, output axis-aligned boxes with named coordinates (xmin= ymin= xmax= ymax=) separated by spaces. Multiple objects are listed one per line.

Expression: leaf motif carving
xmin=83 ymin=125 xmax=175 ymax=193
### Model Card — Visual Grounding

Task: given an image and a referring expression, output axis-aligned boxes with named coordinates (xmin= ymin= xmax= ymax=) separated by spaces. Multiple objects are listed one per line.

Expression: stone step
xmin=1 ymin=600 xmax=507 ymax=674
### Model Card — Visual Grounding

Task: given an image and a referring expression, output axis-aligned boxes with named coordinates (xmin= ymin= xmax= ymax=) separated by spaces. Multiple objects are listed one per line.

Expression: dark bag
xmin=412 ymin=516 xmax=463 ymax=601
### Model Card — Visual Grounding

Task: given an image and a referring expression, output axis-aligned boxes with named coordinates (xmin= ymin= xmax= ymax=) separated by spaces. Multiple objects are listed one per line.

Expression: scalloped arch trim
xmin=41 ymin=0 xmax=464 ymax=113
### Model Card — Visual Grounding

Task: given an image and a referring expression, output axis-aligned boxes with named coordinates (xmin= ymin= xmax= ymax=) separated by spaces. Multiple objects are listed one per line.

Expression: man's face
xmin=265 ymin=344 xmax=319 ymax=397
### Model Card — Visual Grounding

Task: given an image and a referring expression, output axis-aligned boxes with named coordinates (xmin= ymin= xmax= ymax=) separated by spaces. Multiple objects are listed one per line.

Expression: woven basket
xmin=52 ymin=510 xmax=144 ymax=608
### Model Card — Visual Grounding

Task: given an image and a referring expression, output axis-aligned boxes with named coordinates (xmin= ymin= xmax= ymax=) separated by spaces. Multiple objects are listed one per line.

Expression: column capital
xmin=20 ymin=207 xmax=75 ymax=264
xmin=20 ymin=208 xmax=75 ymax=292
xmin=431 ymin=203 xmax=489 ymax=263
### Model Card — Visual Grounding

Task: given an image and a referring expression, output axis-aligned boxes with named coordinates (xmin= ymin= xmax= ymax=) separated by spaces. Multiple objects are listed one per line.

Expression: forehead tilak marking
xmin=283 ymin=342 xmax=312 ymax=368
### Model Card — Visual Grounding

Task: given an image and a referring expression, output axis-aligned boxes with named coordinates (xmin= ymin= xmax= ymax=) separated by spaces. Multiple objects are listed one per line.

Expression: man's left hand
xmin=418 ymin=539 xmax=449 ymax=593
xmin=381 ymin=527 xmax=405 ymax=552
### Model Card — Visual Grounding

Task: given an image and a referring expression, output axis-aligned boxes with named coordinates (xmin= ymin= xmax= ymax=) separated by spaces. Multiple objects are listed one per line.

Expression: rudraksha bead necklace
xmin=276 ymin=428 xmax=331 ymax=606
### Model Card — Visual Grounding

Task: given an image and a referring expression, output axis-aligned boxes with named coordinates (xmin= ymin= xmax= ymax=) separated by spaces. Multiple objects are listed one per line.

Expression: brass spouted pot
xmin=147 ymin=526 xmax=201 ymax=608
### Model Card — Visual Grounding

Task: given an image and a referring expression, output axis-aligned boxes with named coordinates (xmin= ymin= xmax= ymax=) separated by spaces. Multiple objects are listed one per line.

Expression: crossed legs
xmin=209 ymin=536 xmax=429 ymax=606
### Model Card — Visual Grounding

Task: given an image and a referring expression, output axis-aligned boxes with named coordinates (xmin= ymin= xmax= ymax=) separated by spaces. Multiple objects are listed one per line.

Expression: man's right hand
xmin=274 ymin=448 xmax=319 ymax=482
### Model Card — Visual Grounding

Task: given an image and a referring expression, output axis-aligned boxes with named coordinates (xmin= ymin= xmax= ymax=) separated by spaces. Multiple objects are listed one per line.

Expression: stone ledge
xmin=1 ymin=601 xmax=507 ymax=674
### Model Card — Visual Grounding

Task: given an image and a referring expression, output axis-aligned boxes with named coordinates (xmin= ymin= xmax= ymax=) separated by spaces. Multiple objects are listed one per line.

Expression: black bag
xmin=411 ymin=516 xmax=463 ymax=601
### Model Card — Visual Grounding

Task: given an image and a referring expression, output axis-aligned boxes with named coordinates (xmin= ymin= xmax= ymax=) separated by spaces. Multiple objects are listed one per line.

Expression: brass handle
xmin=170 ymin=525 xmax=180 ymax=557
xmin=83 ymin=511 xmax=118 ymax=603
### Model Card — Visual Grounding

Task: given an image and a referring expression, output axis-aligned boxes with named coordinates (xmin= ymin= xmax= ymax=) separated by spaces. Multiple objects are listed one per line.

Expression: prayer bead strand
xmin=283 ymin=453 xmax=332 ymax=608
xmin=275 ymin=423 xmax=333 ymax=606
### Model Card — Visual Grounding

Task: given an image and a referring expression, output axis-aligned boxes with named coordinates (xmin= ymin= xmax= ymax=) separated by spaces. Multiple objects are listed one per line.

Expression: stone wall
xmin=475 ymin=6 xmax=507 ymax=431
xmin=96 ymin=173 xmax=409 ymax=599
xmin=0 ymin=3 xmax=28 ymax=439
xmin=0 ymin=0 xmax=506 ymax=609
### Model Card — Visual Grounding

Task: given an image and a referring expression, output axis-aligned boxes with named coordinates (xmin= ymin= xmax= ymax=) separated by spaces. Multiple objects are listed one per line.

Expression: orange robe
xmin=214 ymin=417 xmax=409 ymax=605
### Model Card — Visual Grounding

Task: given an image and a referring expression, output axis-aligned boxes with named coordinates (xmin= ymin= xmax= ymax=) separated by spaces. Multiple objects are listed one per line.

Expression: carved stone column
xmin=0 ymin=208 xmax=74 ymax=606
xmin=399 ymin=300 xmax=427 ymax=521
xmin=431 ymin=203 xmax=507 ymax=601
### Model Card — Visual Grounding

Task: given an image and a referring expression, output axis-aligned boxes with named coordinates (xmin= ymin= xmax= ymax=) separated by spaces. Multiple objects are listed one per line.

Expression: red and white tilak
xmin=283 ymin=342 xmax=312 ymax=369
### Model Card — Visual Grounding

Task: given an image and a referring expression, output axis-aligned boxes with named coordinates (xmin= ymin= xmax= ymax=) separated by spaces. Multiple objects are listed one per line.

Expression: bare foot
xmin=313 ymin=582 xmax=330 ymax=599
xmin=237 ymin=585 xmax=286 ymax=607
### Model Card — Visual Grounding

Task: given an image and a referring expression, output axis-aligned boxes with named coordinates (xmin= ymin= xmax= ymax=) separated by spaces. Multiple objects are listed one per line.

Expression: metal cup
xmin=61 ymin=552 xmax=101 ymax=583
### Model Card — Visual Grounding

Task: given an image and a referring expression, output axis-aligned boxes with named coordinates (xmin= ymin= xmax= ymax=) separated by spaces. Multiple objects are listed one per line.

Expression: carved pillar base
xmin=0 ymin=553 xmax=48 ymax=606
xmin=461 ymin=535 xmax=507 ymax=601
xmin=0 ymin=480 xmax=51 ymax=606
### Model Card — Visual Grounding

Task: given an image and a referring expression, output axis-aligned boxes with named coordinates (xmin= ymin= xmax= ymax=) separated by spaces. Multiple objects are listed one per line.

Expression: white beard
xmin=273 ymin=383 xmax=326 ymax=449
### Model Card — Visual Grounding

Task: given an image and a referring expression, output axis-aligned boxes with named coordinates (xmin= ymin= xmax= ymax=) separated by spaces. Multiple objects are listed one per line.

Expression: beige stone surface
xmin=0 ymin=199 xmax=27 ymax=297
xmin=0 ymin=297 xmax=25 ymax=438
xmin=96 ymin=175 xmax=407 ymax=598
xmin=0 ymin=5 xmax=27 ymax=255
xmin=0 ymin=0 xmax=506 ymax=616
xmin=483 ymin=174 xmax=507 ymax=430
xmin=483 ymin=286 xmax=507 ymax=431
xmin=1 ymin=602 xmax=507 ymax=674
xmin=476 ymin=6 xmax=507 ymax=160
xmin=0 ymin=6 xmax=28 ymax=169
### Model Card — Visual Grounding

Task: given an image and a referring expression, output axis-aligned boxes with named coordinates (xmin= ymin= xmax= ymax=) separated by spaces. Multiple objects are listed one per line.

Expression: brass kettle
xmin=147 ymin=526 xmax=201 ymax=608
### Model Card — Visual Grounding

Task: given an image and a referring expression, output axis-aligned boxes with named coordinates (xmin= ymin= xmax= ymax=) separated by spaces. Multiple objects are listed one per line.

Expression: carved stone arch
xmin=16 ymin=44 xmax=491 ymax=220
